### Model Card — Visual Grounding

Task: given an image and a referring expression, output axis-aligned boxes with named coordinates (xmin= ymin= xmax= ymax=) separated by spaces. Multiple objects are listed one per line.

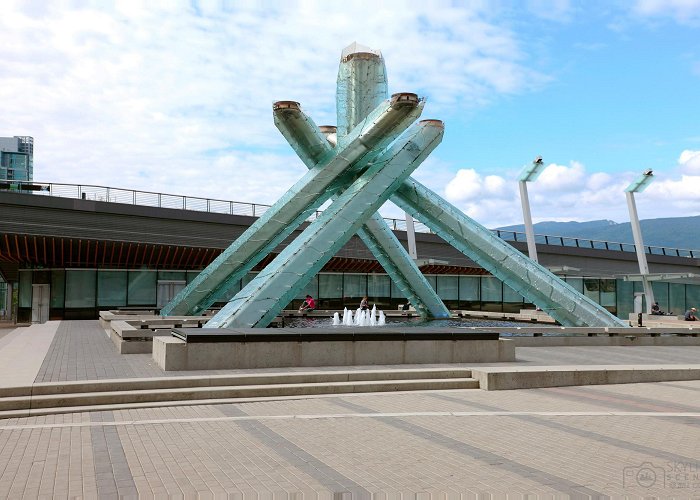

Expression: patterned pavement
xmin=35 ymin=321 xmax=700 ymax=382
xmin=0 ymin=320 xmax=698 ymax=497
xmin=1 ymin=381 xmax=699 ymax=497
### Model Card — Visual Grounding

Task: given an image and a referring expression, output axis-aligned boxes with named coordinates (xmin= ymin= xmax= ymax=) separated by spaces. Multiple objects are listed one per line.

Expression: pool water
xmin=283 ymin=316 xmax=529 ymax=329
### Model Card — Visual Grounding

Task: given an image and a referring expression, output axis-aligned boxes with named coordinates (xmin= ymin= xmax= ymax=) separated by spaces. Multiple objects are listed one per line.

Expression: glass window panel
xmin=319 ymin=274 xmax=342 ymax=299
xmin=599 ymin=279 xmax=616 ymax=308
xmin=158 ymin=271 xmax=186 ymax=281
xmin=368 ymin=274 xmax=390 ymax=299
xmin=127 ymin=270 xmax=156 ymax=305
xmin=32 ymin=270 xmax=51 ymax=284
xmin=295 ymin=276 xmax=318 ymax=300
xmin=186 ymin=271 xmax=200 ymax=284
xmin=564 ymin=277 xmax=583 ymax=294
xmin=632 ymin=281 xmax=647 ymax=311
xmin=503 ymin=283 xmax=523 ymax=303
xmin=616 ymin=279 xmax=634 ymax=319
xmin=50 ymin=270 xmax=65 ymax=309
xmin=19 ymin=271 xmax=32 ymax=307
xmin=480 ymin=277 xmax=502 ymax=302
xmin=436 ymin=276 xmax=458 ymax=300
xmin=65 ymin=270 xmax=96 ymax=308
xmin=686 ymin=284 xmax=700 ymax=313
xmin=583 ymin=278 xmax=600 ymax=304
xmin=343 ymin=274 xmax=366 ymax=298
xmin=458 ymin=277 xmax=480 ymax=301
xmin=669 ymin=283 xmax=686 ymax=317
xmin=97 ymin=271 xmax=127 ymax=307
xmin=651 ymin=281 xmax=669 ymax=314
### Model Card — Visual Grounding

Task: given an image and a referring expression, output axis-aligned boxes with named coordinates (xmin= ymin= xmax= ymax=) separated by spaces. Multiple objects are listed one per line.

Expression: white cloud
xmin=444 ymin=168 xmax=517 ymax=203
xmin=634 ymin=0 xmax=700 ymax=23
xmin=679 ymin=150 xmax=700 ymax=174
xmin=534 ymin=161 xmax=586 ymax=191
xmin=0 ymin=1 xmax=545 ymax=206
xmin=438 ymin=158 xmax=700 ymax=228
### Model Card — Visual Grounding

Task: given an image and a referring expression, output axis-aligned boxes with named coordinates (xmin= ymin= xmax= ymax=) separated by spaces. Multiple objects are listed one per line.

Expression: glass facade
xmin=0 ymin=136 xmax=33 ymax=182
xmin=14 ymin=268 xmax=700 ymax=322
xmin=0 ymin=152 xmax=31 ymax=182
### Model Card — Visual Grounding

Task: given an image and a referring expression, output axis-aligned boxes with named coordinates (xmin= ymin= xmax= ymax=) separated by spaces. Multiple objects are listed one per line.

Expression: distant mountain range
xmin=497 ymin=216 xmax=700 ymax=251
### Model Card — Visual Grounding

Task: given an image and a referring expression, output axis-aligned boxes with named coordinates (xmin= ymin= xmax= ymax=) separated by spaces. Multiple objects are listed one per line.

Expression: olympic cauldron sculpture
xmin=162 ymin=43 xmax=626 ymax=329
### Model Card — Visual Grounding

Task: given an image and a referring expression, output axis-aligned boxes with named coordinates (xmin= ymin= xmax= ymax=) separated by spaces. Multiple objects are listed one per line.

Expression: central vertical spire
xmin=336 ymin=42 xmax=389 ymax=143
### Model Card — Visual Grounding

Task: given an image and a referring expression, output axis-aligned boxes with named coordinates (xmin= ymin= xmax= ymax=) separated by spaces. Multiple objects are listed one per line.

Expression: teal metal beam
xmin=274 ymin=104 xmax=449 ymax=319
xmin=162 ymin=94 xmax=423 ymax=317
xmin=206 ymin=120 xmax=444 ymax=328
xmin=391 ymin=179 xmax=627 ymax=327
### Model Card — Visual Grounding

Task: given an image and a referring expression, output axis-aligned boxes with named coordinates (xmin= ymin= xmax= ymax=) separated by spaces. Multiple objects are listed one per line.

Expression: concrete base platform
xmin=153 ymin=334 xmax=516 ymax=371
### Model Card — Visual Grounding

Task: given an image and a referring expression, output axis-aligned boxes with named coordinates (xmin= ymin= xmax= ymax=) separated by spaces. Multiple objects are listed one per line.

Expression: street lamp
xmin=625 ymin=169 xmax=655 ymax=313
xmin=517 ymin=156 xmax=547 ymax=262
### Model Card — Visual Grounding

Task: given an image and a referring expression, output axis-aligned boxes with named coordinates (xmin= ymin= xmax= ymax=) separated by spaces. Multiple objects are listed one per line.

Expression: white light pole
xmin=405 ymin=213 xmax=418 ymax=259
xmin=517 ymin=156 xmax=547 ymax=263
xmin=625 ymin=169 xmax=655 ymax=313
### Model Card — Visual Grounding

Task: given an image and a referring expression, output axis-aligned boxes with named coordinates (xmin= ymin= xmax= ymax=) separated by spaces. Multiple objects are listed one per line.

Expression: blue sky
xmin=1 ymin=0 xmax=699 ymax=227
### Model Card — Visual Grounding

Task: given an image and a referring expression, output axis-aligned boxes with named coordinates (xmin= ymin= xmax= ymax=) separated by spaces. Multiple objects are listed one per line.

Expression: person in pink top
xmin=298 ymin=295 xmax=315 ymax=312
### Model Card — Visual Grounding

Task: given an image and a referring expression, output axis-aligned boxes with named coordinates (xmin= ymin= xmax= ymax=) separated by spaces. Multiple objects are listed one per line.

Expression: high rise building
xmin=0 ymin=136 xmax=33 ymax=182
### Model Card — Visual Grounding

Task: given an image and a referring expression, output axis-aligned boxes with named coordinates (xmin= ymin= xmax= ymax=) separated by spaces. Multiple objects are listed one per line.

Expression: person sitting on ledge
xmin=298 ymin=294 xmax=315 ymax=313
xmin=685 ymin=307 xmax=698 ymax=321
xmin=651 ymin=302 xmax=663 ymax=315
xmin=360 ymin=296 xmax=369 ymax=311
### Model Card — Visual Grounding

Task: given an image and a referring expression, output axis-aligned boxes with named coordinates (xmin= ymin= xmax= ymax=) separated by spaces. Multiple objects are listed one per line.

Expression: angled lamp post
xmin=625 ymin=169 xmax=655 ymax=313
xmin=517 ymin=156 xmax=547 ymax=262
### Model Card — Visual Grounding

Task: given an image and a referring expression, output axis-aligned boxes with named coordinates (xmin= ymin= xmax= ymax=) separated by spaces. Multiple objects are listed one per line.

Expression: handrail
xmin=2 ymin=180 xmax=698 ymax=258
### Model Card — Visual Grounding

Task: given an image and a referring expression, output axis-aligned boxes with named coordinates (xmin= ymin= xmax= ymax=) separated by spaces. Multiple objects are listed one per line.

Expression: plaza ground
xmin=0 ymin=321 xmax=699 ymax=497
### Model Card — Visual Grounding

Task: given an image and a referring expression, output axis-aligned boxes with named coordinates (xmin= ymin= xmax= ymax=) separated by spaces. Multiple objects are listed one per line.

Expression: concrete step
xmin=0 ymin=367 xmax=473 ymax=398
xmin=0 ymin=378 xmax=479 ymax=412
xmin=0 ymin=368 xmax=479 ymax=418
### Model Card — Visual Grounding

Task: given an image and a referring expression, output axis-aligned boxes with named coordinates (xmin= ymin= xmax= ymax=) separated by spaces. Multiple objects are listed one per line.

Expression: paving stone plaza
xmin=0 ymin=320 xmax=699 ymax=498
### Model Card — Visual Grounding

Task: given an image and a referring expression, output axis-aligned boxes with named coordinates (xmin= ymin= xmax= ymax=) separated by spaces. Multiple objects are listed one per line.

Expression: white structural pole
xmin=405 ymin=212 xmax=418 ymax=259
xmin=518 ymin=180 xmax=538 ymax=263
xmin=625 ymin=191 xmax=655 ymax=313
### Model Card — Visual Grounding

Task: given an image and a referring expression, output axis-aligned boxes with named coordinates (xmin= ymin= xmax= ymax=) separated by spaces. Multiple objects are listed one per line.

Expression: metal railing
xmin=2 ymin=180 xmax=697 ymax=259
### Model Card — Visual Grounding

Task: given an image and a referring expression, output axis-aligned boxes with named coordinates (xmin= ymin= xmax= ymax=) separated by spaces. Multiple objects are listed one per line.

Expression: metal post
xmin=518 ymin=180 xmax=538 ymax=262
xmin=626 ymin=191 xmax=655 ymax=312
xmin=517 ymin=156 xmax=545 ymax=263
xmin=405 ymin=212 xmax=418 ymax=259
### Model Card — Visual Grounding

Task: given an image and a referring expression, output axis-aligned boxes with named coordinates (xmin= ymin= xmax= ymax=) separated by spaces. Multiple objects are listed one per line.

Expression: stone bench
xmin=105 ymin=317 xmax=209 ymax=354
